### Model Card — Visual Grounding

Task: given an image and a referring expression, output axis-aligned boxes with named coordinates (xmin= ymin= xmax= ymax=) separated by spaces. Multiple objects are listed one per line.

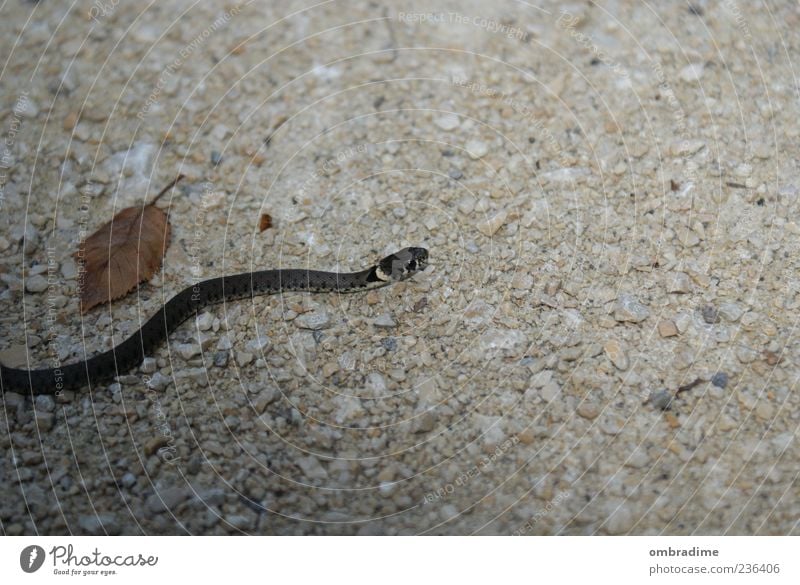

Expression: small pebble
xmin=649 ymin=389 xmax=673 ymax=410
xmin=540 ymin=381 xmax=560 ymax=401
xmin=600 ymin=414 xmax=625 ymax=435
xmin=373 ymin=313 xmax=396 ymax=328
xmin=603 ymin=339 xmax=629 ymax=370
xmin=677 ymin=228 xmax=700 ymax=247
xmin=577 ymin=402 xmax=600 ymax=420
xmin=25 ymin=274 xmax=49 ymax=293
xmin=605 ymin=504 xmax=635 ymax=535
xmin=711 ymin=372 xmax=729 ymax=388
xmin=366 ymin=372 xmax=388 ymax=394
xmin=614 ymin=294 xmax=650 ymax=323
xmin=718 ymin=302 xmax=743 ymax=322
xmin=658 ymin=320 xmax=679 ymax=337
xmin=34 ymin=411 xmax=54 ymax=431
xmin=435 ymin=113 xmax=460 ymax=131
xmin=210 ymin=150 xmax=223 ymax=165
xmin=701 ymin=305 xmax=719 ymax=324
xmin=297 ymin=456 xmax=328 ymax=480
xmin=195 ymin=312 xmax=214 ymax=331
xmin=381 ymin=337 xmax=397 ymax=351
xmin=666 ymin=272 xmax=692 ymax=293
xmin=670 ymin=139 xmax=705 ymax=157
xmin=477 ymin=210 xmax=508 ymax=237
xmin=144 ymin=436 xmax=171 ymax=455
xmin=60 ymin=258 xmax=78 ymax=279
xmin=4 ymin=392 xmax=25 ymax=408
xmin=146 ymin=487 xmax=190 ymax=513
xmin=146 ymin=372 xmax=172 ymax=391
xmin=213 ymin=351 xmax=229 ymax=367
xmin=252 ymin=387 xmax=279 ymax=414
xmin=674 ymin=313 xmax=692 ymax=333
xmin=414 ymin=411 xmax=437 ymax=433
xmin=78 ymin=514 xmax=119 ymax=535
xmin=448 ymin=167 xmax=463 ymax=180
xmin=736 ymin=346 xmax=758 ymax=363
xmin=478 ymin=328 xmax=527 ymax=355
xmin=140 ymin=357 xmax=157 ymax=374
xmin=465 ymin=139 xmax=488 ymax=159
xmin=175 ymin=343 xmax=201 ymax=360
xmin=15 ymin=96 xmax=39 ymax=118
xmin=756 ymin=401 xmax=775 ymax=420
xmin=35 ymin=395 xmax=55 ymax=412
xmin=296 ymin=311 xmax=331 ymax=330
xmin=679 ymin=62 xmax=705 ymax=82
xmin=120 ymin=473 xmax=137 ymax=488
xmin=245 ymin=335 xmax=271 ymax=353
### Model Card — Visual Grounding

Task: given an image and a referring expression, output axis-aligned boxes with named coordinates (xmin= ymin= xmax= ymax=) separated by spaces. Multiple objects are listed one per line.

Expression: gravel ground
xmin=1 ymin=0 xmax=799 ymax=535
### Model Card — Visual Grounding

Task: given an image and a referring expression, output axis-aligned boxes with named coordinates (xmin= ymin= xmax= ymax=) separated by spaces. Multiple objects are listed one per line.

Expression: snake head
xmin=376 ymin=247 xmax=429 ymax=281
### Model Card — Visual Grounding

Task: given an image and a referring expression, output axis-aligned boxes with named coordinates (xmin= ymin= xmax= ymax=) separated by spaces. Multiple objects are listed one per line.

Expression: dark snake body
xmin=0 ymin=248 xmax=428 ymax=396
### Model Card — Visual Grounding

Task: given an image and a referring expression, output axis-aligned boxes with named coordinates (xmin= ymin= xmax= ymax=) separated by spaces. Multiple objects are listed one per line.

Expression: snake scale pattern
xmin=0 ymin=247 xmax=428 ymax=396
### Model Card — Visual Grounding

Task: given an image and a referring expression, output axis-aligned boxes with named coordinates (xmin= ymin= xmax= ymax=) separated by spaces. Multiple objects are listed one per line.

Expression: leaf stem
xmin=150 ymin=174 xmax=185 ymax=205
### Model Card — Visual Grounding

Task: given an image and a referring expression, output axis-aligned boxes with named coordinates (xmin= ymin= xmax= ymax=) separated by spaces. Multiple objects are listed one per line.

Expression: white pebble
xmin=146 ymin=372 xmax=172 ymax=391
xmin=296 ymin=311 xmax=331 ymax=330
xmin=60 ymin=258 xmax=78 ymax=279
xmin=465 ymin=139 xmax=488 ymax=159
xmin=199 ymin=190 xmax=225 ymax=210
xmin=175 ymin=343 xmax=201 ymax=360
xmin=245 ymin=335 xmax=271 ymax=353
xmin=373 ymin=314 xmax=396 ymax=328
xmin=613 ymin=294 xmax=650 ymax=323
xmin=477 ymin=210 xmax=508 ymax=236
xmin=478 ymin=328 xmax=527 ymax=356
xmin=666 ymin=272 xmax=692 ymax=294
xmin=25 ymin=274 xmax=49 ymax=293
xmin=435 ymin=113 xmax=460 ymax=131
xmin=366 ymin=372 xmax=387 ymax=395
xmin=718 ymin=302 xmax=744 ymax=322
xmin=679 ymin=63 xmax=705 ymax=82
xmin=604 ymin=339 xmax=629 ymax=370
xmin=540 ymin=167 xmax=590 ymax=183
xmin=15 ymin=97 xmax=39 ymax=118
xmin=140 ymin=357 xmax=157 ymax=374
xmin=195 ymin=312 xmax=214 ymax=331
xmin=297 ymin=456 xmax=328 ymax=480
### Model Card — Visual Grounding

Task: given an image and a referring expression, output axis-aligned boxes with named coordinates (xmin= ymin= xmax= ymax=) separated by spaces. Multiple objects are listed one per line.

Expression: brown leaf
xmin=75 ymin=176 xmax=182 ymax=313
xmin=258 ymin=213 xmax=273 ymax=232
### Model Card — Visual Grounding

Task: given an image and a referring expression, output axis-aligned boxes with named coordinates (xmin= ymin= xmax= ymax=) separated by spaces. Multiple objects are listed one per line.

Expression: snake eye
xmin=407 ymin=260 xmax=417 ymax=272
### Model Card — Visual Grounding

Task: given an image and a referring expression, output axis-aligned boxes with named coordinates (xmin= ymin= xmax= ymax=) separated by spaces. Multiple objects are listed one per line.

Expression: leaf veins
xmin=76 ymin=176 xmax=183 ymax=313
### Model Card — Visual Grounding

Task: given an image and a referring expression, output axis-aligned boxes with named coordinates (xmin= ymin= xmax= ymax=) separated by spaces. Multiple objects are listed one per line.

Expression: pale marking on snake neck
xmin=375 ymin=266 xmax=391 ymax=281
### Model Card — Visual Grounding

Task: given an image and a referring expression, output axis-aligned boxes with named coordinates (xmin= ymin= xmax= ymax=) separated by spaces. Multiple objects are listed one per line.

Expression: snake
xmin=0 ymin=247 xmax=428 ymax=396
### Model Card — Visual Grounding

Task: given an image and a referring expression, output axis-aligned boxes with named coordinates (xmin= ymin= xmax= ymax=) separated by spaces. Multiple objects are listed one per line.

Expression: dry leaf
xmin=75 ymin=176 xmax=182 ymax=313
xmin=258 ymin=213 xmax=272 ymax=232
